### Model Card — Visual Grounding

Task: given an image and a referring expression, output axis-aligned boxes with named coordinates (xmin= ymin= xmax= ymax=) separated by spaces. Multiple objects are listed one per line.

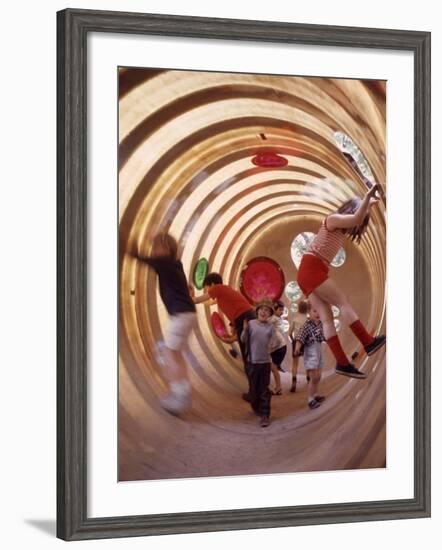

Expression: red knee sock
xmin=326 ymin=335 xmax=350 ymax=365
xmin=350 ymin=320 xmax=374 ymax=347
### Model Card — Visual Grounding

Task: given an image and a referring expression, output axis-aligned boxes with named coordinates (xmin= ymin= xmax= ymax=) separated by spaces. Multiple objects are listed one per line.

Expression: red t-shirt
xmin=207 ymin=285 xmax=252 ymax=322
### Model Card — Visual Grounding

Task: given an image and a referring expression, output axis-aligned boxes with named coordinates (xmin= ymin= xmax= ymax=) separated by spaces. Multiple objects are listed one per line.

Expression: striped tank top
xmin=307 ymin=218 xmax=345 ymax=264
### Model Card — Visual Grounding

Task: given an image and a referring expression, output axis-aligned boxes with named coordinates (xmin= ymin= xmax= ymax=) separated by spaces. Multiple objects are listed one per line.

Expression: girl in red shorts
xmin=297 ymin=184 xmax=386 ymax=379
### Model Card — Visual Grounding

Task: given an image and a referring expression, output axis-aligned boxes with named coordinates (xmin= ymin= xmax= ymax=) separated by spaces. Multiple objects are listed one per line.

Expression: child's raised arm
xmin=126 ymin=240 xmax=152 ymax=263
xmin=193 ymin=293 xmax=212 ymax=304
xmin=128 ymin=250 xmax=154 ymax=266
xmin=327 ymin=184 xmax=380 ymax=231
xmin=186 ymin=283 xmax=209 ymax=304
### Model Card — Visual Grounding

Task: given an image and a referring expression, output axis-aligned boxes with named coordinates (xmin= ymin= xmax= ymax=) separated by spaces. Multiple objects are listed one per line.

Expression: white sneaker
xmin=160 ymin=392 xmax=191 ymax=416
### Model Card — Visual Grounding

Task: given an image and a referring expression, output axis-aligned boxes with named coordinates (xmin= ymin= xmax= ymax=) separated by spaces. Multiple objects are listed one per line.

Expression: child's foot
xmin=160 ymin=392 xmax=191 ymax=416
xmin=277 ymin=366 xmax=285 ymax=372
xmin=271 ymin=388 xmax=282 ymax=396
xmin=308 ymin=398 xmax=321 ymax=409
xmin=335 ymin=364 xmax=367 ymax=379
xmin=306 ymin=374 xmax=311 ymax=383
xmin=260 ymin=416 xmax=270 ymax=427
xmin=314 ymin=395 xmax=326 ymax=403
xmin=290 ymin=378 xmax=297 ymax=393
xmin=228 ymin=348 xmax=239 ymax=359
xmin=364 ymin=335 xmax=386 ymax=356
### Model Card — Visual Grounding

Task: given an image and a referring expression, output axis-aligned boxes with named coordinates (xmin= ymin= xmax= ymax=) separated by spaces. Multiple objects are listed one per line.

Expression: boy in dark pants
xmin=241 ymin=299 xmax=279 ymax=427
xmin=192 ymin=272 xmax=256 ymax=398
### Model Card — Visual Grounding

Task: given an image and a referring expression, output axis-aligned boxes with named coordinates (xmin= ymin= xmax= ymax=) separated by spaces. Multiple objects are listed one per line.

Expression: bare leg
xmin=292 ymin=355 xmax=299 ymax=378
xmin=159 ymin=347 xmax=192 ymax=415
xmin=162 ymin=347 xmax=189 ymax=383
xmin=308 ymin=292 xmax=335 ymax=339
xmin=309 ymin=292 xmax=352 ymax=367
xmin=313 ymin=278 xmax=382 ymax=353
xmin=316 ymin=369 xmax=322 ymax=395
xmin=308 ymin=369 xmax=321 ymax=403
xmin=312 ymin=278 xmax=359 ymax=326
xmin=290 ymin=355 xmax=299 ymax=392
xmin=271 ymin=363 xmax=282 ymax=393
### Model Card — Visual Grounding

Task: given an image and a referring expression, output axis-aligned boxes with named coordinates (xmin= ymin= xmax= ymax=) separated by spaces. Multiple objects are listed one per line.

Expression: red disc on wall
xmin=240 ymin=257 xmax=285 ymax=305
xmin=211 ymin=311 xmax=228 ymax=339
xmin=252 ymin=151 xmax=288 ymax=168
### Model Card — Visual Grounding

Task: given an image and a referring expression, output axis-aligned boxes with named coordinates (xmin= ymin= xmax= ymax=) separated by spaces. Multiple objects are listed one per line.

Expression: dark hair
xmin=152 ymin=233 xmax=178 ymax=259
xmin=337 ymin=197 xmax=360 ymax=215
xmin=274 ymin=300 xmax=284 ymax=309
xmin=337 ymin=197 xmax=370 ymax=244
xmin=298 ymin=299 xmax=310 ymax=315
xmin=203 ymin=272 xmax=223 ymax=286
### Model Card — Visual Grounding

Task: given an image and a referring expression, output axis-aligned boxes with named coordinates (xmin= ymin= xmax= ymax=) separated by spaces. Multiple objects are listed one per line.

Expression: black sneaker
xmin=277 ymin=366 xmax=285 ymax=372
xmin=290 ymin=379 xmax=297 ymax=393
xmin=308 ymin=399 xmax=320 ymax=409
xmin=314 ymin=395 xmax=326 ymax=403
xmin=229 ymin=348 xmax=239 ymax=359
xmin=335 ymin=364 xmax=367 ymax=379
xmin=364 ymin=335 xmax=386 ymax=356
xmin=260 ymin=416 xmax=270 ymax=427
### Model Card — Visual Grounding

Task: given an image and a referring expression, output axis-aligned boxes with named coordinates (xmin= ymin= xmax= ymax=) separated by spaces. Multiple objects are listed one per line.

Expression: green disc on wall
xmin=193 ymin=258 xmax=209 ymax=290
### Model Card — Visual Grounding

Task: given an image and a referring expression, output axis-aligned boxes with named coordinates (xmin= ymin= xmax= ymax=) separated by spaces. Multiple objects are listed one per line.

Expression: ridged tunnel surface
xmin=118 ymin=68 xmax=386 ymax=481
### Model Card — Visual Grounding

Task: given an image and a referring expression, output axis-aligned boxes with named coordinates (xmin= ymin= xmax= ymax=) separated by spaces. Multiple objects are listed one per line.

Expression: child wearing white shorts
xmin=134 ymin=233 xmax=196 ymax=415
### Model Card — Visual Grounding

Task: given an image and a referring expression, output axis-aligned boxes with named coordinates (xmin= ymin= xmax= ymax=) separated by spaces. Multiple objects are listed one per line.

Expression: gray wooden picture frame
xmin=57 ymin=8 xmax=431 ymax=541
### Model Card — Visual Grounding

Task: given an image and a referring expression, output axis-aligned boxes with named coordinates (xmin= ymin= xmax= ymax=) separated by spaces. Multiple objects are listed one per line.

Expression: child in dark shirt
xmin=133 ymin=233 xmax=196 ymax=415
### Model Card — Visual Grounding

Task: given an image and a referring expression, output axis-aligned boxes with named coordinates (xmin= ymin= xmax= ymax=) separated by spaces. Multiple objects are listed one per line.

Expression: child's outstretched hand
xmin=367 ymin=183 xmax=378 ymax=196
xmin=367 ymin=183 xmax=381 ymax=207
xmin=188 ymin=284 xmax=195 ymax=298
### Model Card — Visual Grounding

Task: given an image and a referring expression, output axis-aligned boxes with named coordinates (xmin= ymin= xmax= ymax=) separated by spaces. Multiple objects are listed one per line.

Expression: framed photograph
xmin=57 ymin=8 xmax=431 ymax=541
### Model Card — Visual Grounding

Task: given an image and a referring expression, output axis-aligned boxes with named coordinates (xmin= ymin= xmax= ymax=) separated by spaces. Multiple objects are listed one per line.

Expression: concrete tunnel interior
xmin=118 ymin=68 xmax=386 ymax=482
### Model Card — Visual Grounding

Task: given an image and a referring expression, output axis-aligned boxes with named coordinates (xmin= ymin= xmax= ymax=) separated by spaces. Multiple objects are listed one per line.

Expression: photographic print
xmin=118 ymin=67 xmax=387 ymax=482
xmin=57 ymin=9 xmax=430 ymax=540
